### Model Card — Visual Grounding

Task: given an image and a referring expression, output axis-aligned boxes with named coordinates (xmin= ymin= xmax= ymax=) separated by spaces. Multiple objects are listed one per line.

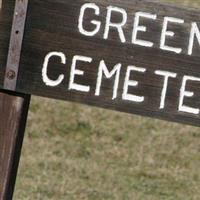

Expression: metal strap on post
xmin=4 ymin=0 xmax=28 ymax=91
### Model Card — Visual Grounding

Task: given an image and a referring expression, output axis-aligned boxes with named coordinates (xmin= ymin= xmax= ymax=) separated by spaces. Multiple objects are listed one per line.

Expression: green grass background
xmin=14 ymin=1 xmax=200 ymax=199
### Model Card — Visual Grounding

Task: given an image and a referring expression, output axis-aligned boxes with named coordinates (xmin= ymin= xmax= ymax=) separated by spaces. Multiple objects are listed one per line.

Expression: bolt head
xmin=6 ymin=70 xmax=16 ymax=80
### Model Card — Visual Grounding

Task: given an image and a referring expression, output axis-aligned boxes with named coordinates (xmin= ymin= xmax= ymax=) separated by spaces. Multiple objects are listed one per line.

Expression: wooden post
xmin=0 ymin=90 xmax=30 ymax=200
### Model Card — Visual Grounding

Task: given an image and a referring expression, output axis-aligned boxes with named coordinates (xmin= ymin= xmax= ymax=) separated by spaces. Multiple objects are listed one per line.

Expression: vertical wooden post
xmin=0 ymin=90 xmax=30 ymax=200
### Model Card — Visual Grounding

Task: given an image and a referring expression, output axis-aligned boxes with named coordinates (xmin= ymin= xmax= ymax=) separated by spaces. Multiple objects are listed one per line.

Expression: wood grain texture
xmin=3 ymin=0 xmax=200 ymax=126
xmin=0 ymin=91 xmax=30 ymax=200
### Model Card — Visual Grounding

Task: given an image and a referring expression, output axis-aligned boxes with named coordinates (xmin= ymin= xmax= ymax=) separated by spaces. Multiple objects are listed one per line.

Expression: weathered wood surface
xmin=0 ymin=91 xmax=30 ymax=200
xmin=3 ymin=0 xmax=200 ymax=126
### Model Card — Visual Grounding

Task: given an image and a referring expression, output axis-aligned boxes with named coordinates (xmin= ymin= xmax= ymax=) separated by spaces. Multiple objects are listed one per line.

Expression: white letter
xmin=78 ymin=3 xmax=101 ymax=37
xmin=155 ymin=70 xmax=177 ymax=109
xmin=123 ymin=66 xmax=146 ymax=102
xmin=95 ymin=60 xmax=121 ymax=100
xmin=104 ymin=6 xmax=127 ymax=43
xmin=188 ymin=22 xmax=200 ymax=55
xmin=160 ymin=17 xmax=184 ymax=54
xmin=42 ymin=52 xmax=66 ymax=87
xmin=179 ymin=75 xmax=200 ymax=115
xmin=132 ymin=12 xmax=157 ymax=47
xmin=69 ymin=55 xmax=92 ymax=92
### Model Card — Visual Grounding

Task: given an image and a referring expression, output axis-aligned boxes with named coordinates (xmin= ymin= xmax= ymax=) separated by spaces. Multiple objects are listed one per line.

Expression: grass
xmin=14 ymin=1 xmax=200 ymax=199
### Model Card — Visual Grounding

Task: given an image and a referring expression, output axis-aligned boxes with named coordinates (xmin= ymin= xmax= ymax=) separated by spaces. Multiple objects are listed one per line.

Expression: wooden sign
xmin=2 ymin=0 xmax=200 ymax=126
xmin=1 ymin=0 xmax=200 ymax=199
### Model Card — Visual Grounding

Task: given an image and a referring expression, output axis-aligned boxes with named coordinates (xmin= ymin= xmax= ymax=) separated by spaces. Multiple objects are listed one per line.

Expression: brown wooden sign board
xmin=2 ymin=0 xmax=200 ymax=199
xmin=3 ymin=0 xmax=200 ymax=127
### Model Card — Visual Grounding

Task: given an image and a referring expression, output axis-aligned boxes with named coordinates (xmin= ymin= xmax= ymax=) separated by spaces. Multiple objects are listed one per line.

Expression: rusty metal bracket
xmin=4 ymin=0 xmax=28 ymax=91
